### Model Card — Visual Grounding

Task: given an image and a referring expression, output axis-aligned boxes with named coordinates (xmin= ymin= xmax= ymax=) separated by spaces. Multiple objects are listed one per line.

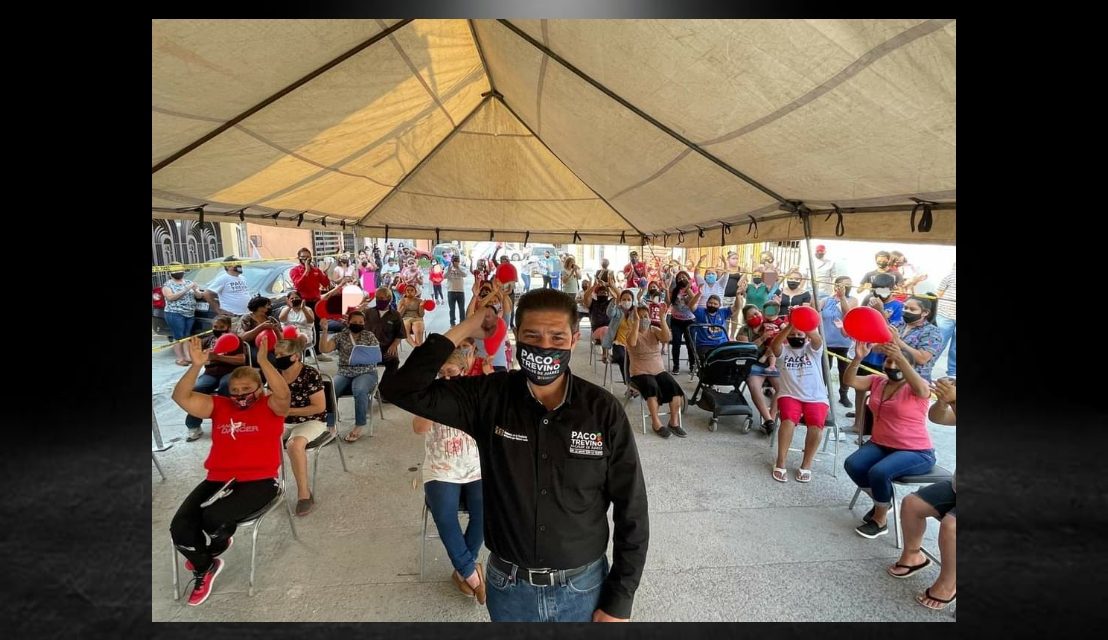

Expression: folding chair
xmin=849 ymin=465 xmax=954 ymax=549
xmin=171 ymin=445 xmax=299 ymax=599
xmin=287 ymin=377 xmax=350 ymax=494
xmin=625 ymin=380 xmax=685 ymax=435
xmin=322 ymin=368 xmax=382 ymax=437
xmin=152 ymin=451 xmax=166 ymax=481
xmin=419 ymin=489 xmax=474 ymax=592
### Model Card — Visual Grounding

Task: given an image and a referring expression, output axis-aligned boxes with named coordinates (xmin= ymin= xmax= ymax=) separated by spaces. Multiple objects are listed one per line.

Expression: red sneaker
xmin=187 ymin=558 xmax=224 ymax=607
xmin=184 ymin=536 xmax=233 ymax=572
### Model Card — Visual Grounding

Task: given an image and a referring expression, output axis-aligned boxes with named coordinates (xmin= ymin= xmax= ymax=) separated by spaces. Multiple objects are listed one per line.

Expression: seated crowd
xmin=166 ymin=243 xmax=954 ymax=614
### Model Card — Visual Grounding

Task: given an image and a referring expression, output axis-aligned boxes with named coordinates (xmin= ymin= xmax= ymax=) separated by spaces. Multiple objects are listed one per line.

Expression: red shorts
xmin=776 ymin=397 xmax=829 ymax=428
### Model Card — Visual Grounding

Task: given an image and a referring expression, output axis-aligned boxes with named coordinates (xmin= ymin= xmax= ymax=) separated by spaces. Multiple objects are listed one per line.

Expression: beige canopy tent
xmin=152 ymin=19 xmax=955 ymax=247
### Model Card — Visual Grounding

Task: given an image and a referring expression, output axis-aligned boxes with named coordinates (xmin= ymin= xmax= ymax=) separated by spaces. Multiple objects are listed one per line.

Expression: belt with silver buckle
xmin=489 ymin=555 xmax=593 ymax=587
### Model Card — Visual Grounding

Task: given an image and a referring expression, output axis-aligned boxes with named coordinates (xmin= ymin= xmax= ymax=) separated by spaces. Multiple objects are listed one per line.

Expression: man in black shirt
xmin=380 ymin=288 xmax=648 ymax=622
xmin=361 ymin=286 xmax=407 ymax=377
xmin=859 ymin=250 xmax=904 ymax=292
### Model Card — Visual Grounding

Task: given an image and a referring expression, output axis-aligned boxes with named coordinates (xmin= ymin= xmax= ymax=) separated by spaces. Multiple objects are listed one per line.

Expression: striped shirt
xmin=937 ymin=265 xmax=956 ymax=320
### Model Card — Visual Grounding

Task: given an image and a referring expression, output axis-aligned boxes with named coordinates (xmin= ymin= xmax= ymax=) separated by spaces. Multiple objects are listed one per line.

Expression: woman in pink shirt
xmin=842 ymin=340 xmax=936 ymax=540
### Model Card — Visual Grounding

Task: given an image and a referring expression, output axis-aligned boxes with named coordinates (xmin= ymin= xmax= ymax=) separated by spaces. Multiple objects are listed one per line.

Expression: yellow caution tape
xmin=151 ymin=252 xmax=361 ymax=274
xmin=152 ymin=329 xmax=214 ymax=352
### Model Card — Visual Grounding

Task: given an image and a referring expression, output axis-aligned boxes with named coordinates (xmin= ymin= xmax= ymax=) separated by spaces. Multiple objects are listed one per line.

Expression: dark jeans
xmin=542 ymin=275 xmax=552 ymax=288
xmin=668 ymin=317 xmax=695 ymax=371
xmin=424 ymin=480 xmax=484 ymax=579
xmin=185 ymin=373 xmax=233 ymax=430
xmin=610 ymin=344 xmax=628 ymax=383
xmin=843 ymin=441 xmax=937 ymax=506
xmin=485 ymin=555 xmax=608 ymax=622
xmin=170 ymin=478 xmax=280 ymax=574
xmin=448 ymin=291 xmax=467 ymax=326
xmin=432 ymin=283 xmax=444 ymax=302
xmin=304 ymin=299 xmax=322 ymax=351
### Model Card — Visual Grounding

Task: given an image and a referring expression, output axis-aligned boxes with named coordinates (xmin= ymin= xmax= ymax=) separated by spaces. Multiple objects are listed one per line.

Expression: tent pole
xmin=800 ymin=212 xmax=842 ymax=471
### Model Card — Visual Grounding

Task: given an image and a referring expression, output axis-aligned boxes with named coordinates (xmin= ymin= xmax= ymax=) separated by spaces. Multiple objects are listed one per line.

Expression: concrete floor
xmin=151 ymin=284 xmax=956 ymax=622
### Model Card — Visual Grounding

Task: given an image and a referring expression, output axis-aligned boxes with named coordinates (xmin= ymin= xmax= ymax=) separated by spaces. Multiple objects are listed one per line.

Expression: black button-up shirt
xmin=380 ymin=333 xmax=649 ymax=619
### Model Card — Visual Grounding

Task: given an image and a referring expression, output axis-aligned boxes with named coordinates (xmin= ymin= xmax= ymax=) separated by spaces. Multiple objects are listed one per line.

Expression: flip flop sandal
xmin=916 ymin=587 xmax=956 ymax=610
xmin=343 ymin=429 xmax=364 ymax=443
xmin=795 ymin=468 xmax=813 ymax=483
xmin=772 ymin=467 xmax=788 ymax=483
xmin=887 ymin=555 xmax=932 ymax=579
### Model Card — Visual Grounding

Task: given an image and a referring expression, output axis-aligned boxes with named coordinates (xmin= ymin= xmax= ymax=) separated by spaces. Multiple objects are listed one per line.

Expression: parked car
xmin=432 ymin=242 xmax=463 ymax=266
xmin=152 ymin=258 xmax=298 ymax=337
xmin=525 ymin=244 xmax=560 ymax=262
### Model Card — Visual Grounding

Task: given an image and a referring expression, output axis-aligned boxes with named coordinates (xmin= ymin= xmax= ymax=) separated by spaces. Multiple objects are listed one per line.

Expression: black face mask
xmin=884 ymin=367 xmax=905 ymax=382
xmin=752 ymin=277 xmax=763 ymax=285
xmin=706 ymin=305 xmax=721 ymax=313
xmin=841 ymin=286 xmax=852 ymax=297
xmin=170 ymin=272 xmax=185 ymax=280
xmin=349 ymin=324 xmax=365 ymax=334
xmin=212 ymin=329 xmax=226 ymax=338
xmin=290 ymin=299 xmax=302 ymax=307
xmin=787 ymin=337 xmax=806 ymax=348
xmin=516 ymin=342 xmax=571 ymax=386
xmin=902 ymin=311 xmax=922 ymax=324
xmin=274 ymin=355 xmax=296 ymax=371
xmin=786 ymin=280 xmax=801 ymax=289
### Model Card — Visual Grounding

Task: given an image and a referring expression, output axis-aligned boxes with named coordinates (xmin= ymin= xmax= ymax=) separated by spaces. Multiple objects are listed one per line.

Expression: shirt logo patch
xmin=494 ymin=426 xmax=529 ymax=442
xmin=219 ymin=419 xmax=259 ymax=439
xmin=569 ymin=430 xmax=604 ymax=456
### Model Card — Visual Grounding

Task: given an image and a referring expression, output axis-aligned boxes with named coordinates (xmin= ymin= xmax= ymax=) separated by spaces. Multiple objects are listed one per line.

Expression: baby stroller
xmin=685 ymin=323 xmax=760 ymax=432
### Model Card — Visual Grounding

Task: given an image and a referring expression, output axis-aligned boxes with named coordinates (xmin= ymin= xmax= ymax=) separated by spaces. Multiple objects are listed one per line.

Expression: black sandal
xmin=887 ymin=552 xmax=932 ymax=578
xmin=916 ymin=587 xmax=956 ymax=610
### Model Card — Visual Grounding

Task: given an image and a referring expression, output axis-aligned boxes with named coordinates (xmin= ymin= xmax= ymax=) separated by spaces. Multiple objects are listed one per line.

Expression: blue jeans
xmin=485 ymin=555 xmax=608 ymax=622
xmin=936 ymin=314 xmax=956 ymax=377
xmin=844 ymin=441 xmax=937 ymax=506
xmin=185 ymin=373 xmax=232 ymax=430
xmin=424 ymin=480 xmax=484 ymax=579
xmin=522 ymin=274 xmax=531 ymax=292
xmin=327 ymin=370 xmax=378 ymax=427
xmin=447 ymin=291 xmax=466 ymax=326
xmin=165 ymin=311 xmax=195 ymax=341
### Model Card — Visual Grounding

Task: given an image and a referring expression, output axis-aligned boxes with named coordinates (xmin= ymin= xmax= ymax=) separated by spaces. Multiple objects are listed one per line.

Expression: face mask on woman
xmin=620 ymin=301 xmax=633 ymax=310
xmin=902 ymin=311 xmax=922 ymax=324
xmin=704 ymin=274 xmax=718 ymax=285
xmin=786 ymin=280 xmax=801 ymax=289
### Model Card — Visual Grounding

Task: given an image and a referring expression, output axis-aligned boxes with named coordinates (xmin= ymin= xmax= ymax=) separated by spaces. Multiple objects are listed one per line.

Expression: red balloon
xmin=483 ymin=317 xmax=508 ymax=356
xmin=254 ymin=329 xmax=279 ymax=351
xmin=495 ymin=262 xmax=518 ymax=284
xmin=315 ymin=297 xmax=343 ymax=321
xmin=281 ymin=325 xmax=300 ymax=339
xmin=212 ymin=333 xmax=241 ymax=355
xmin=789 ymin=305 xmax=820 ymax=332
xmin=396 ymin=283 xmax=407 ymax=294
xmin=423 ymin=299 xmax=436 ymax=311
xmin=843 ymin=306 xmax=893 ymax=343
